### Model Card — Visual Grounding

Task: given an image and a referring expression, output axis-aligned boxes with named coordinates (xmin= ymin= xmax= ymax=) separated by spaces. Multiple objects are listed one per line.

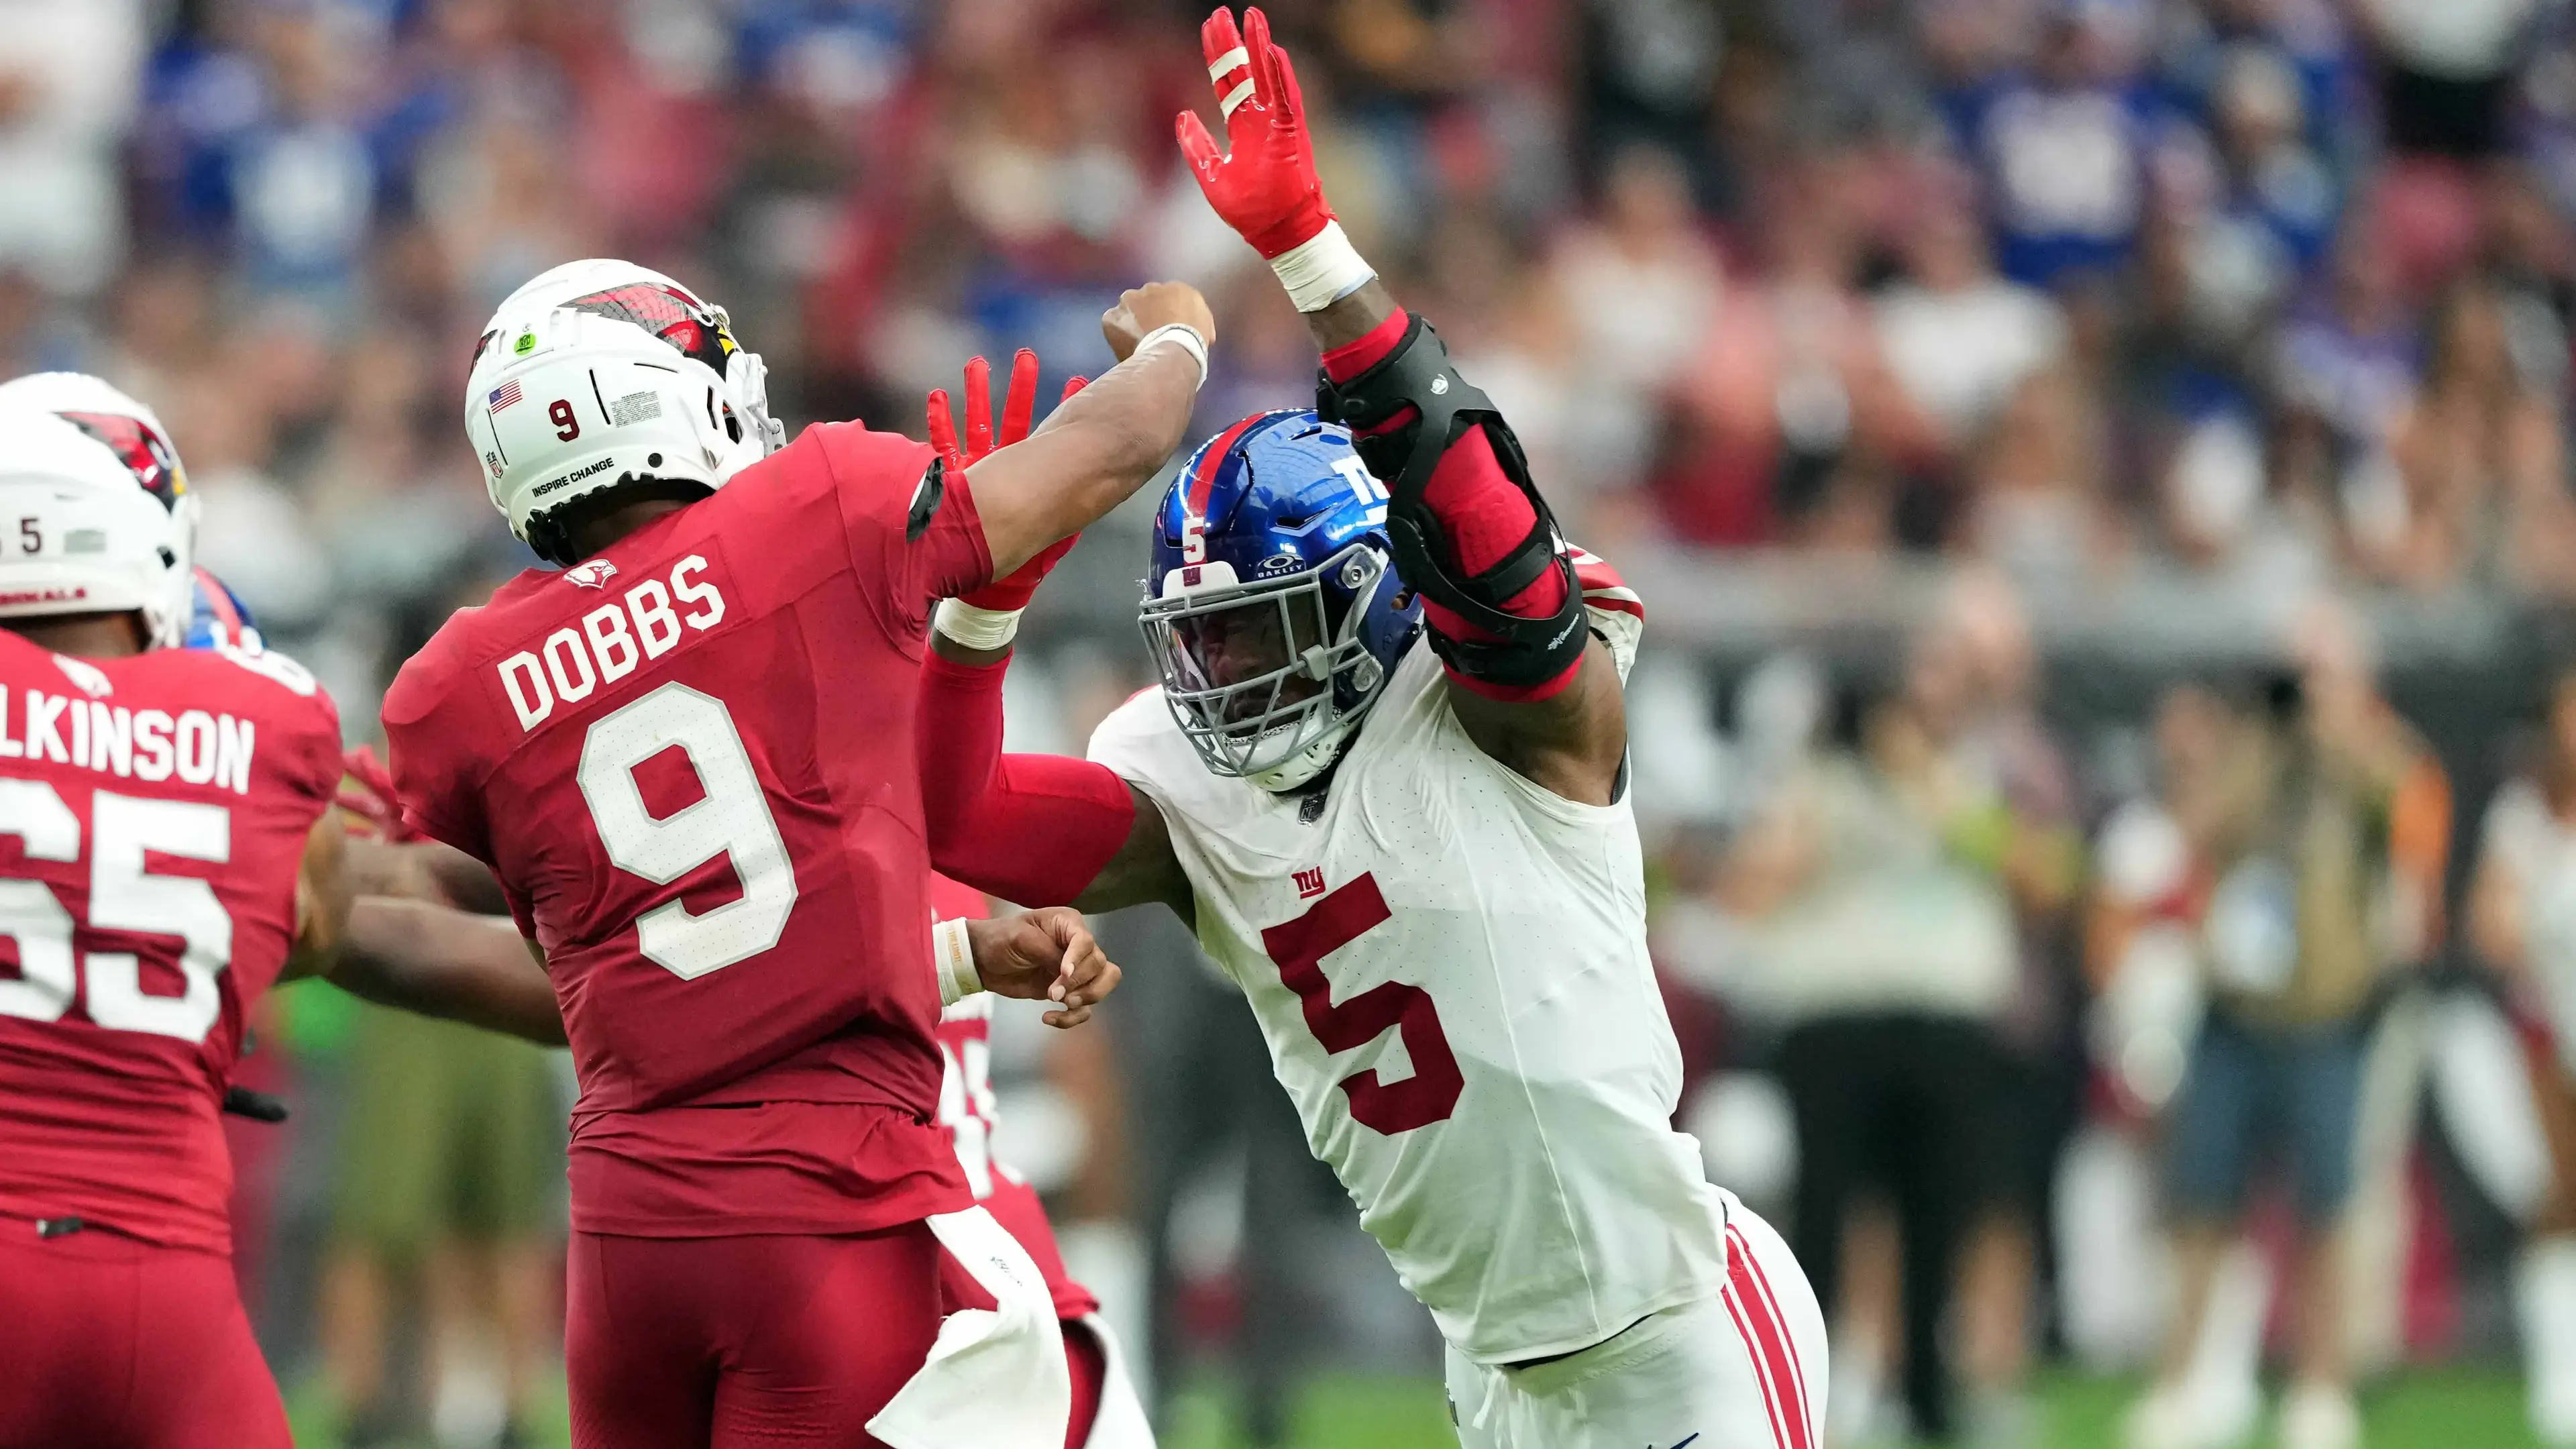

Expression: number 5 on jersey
xmin=1261 ymin=873 xmax=1462 ymax=1135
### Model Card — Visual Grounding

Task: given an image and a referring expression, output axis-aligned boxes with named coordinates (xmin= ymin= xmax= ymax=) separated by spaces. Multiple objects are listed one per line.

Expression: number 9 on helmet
xmin=466 ymin=259 xmax=787 ymax=566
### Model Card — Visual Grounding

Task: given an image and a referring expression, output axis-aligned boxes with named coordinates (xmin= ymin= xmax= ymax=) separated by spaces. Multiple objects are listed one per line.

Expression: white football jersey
xmin=1088 ymin=557 xmax=1734 ymax=1363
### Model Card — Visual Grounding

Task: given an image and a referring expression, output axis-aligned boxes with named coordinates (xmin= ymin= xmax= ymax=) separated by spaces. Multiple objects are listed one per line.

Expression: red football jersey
xmin=0 ymin=632 xmax=341 ymax=1254
xmin=384 ymin=421 xmax=989 ymax=1236
xmin=929 ymin=875 xmax=1099 ymax=1321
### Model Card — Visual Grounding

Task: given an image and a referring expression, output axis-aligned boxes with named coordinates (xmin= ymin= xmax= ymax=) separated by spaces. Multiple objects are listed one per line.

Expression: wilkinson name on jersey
xmin=0 ymin=685 xmax=257 ymax=794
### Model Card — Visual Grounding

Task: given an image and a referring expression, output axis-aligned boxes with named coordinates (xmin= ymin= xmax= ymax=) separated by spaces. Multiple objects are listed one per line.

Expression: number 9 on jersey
xmin=577 ymin=682 xmax=797 ymax=980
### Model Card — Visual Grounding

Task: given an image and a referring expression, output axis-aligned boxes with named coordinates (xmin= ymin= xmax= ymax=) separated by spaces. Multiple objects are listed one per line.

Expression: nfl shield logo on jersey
xmin=564 ymin=560 xmax=619 ymax=588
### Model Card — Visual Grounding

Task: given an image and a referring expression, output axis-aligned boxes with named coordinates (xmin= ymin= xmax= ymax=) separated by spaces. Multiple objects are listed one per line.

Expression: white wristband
xmin=934 ymin=596 xmax=1022 ymax=651
xmin=1269 ymin=221 xmax=1376 ymax=313
xmin=1134 ymin=323 xmax=1210 ymax=390
xmin=932 ymin=916 xmax=981 ymax=1008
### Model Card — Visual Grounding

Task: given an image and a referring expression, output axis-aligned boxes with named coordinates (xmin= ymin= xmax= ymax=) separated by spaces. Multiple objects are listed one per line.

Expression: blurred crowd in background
xmin=23 ymin=0 xmax=2576 ymax=1444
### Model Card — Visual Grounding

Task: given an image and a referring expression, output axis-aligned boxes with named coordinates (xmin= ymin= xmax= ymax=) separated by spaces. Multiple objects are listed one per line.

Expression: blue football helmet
xmin=182 ymin=566 xmax=262 ymax=653
xmin=1140 ymin=410 xmax=1424 ymax=791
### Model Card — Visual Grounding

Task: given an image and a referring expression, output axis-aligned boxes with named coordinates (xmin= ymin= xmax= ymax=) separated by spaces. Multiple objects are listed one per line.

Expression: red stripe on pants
xmin=1725 ymin=1224 xmax=1814 ymax=1449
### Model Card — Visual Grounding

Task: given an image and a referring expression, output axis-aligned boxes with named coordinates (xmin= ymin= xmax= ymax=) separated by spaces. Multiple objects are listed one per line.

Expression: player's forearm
xmin=1301 ymin=276 xmax=1402 ymax=354
xmin=329 ymin=898 xmax=567 ymax=1046
xmin=341 ymin=833 xmax=429 ymax=898
xmin=916 ymin=648 xmax=1142 ymax=907
xmin=1032 ymin=337 xmax=1202 ymax=506
xmin=421 ymin=841 xmax=511 ymax=914
xmin=969 ymin=342 xmax=1201 ymax=578
xmin=338 ymin=835 xmax=508 ymax=915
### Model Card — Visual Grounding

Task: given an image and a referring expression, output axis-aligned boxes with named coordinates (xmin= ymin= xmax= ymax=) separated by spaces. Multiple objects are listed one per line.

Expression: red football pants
xmin=0 ymin=1221 xmax=290 ymax=1449
xmin=567 ymin=1224 xmax=945 ymax=1449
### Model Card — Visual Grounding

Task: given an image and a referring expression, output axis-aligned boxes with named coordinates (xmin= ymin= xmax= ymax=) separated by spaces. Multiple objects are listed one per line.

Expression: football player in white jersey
xmin=910 ymin=9 xmax=1825 ymax=1446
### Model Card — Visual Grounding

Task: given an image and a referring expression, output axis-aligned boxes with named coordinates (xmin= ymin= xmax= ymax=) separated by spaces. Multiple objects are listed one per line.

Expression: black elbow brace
xmin=1314 ymin=315 xmax=1587 ymax=688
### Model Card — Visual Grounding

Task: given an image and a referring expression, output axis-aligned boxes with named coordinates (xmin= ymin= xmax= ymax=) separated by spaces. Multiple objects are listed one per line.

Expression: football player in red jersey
xmin=381 ymin=260 xmax=1209 ymax=1449
xmin=0 ymin=384 xmax=620 ymax=1449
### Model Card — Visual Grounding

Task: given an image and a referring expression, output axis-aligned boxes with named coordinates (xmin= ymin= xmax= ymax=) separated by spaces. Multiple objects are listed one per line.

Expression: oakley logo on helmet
xmin=55 ymin=412 xmax=184 ymax=511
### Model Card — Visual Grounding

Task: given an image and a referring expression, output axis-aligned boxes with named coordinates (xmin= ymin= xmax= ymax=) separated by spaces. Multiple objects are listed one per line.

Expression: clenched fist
xmin=1102 ymin=281 xmax=1216 ymax=364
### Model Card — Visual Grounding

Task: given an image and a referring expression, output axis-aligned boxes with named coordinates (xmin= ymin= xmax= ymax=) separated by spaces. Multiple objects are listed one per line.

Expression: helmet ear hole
xmin=722 ymin=404 xmax=741 ymax=445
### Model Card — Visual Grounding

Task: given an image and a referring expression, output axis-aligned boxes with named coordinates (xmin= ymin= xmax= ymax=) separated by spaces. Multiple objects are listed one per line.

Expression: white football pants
xmin=1443 ymin=1203 xmax=1827 ymax=1449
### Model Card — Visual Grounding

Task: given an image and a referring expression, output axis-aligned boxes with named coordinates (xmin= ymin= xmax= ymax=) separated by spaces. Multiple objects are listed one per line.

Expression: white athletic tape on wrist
xmin=1269 ymin=221 xmax=1376 ymax=313
xmin=932 ymin=916 xmax=981 ymax=1008
xmin=935 ymin=596 xmax=1022 ymax=651
xmin=1134 ymin=323 xmax=1210 ymax=390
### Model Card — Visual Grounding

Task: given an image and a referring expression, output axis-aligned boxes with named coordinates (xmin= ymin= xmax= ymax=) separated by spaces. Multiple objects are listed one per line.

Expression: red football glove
xmin=337 ymin=746 xmax=421 ymax=843
xmin=1176 ymin=6 xmax=1333 ymax=260
xmin=928 ymin=351 xmax=1089 ymax=613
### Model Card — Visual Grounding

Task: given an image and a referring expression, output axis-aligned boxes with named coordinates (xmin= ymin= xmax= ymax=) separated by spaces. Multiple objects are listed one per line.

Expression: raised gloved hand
xmin=928 ymin=351 xmax=1088 ymax=630
xmin=1175 ymin=7 xmax=1374 ymax=310
xmin=1177 ymin=6 xmax=1330 ymax=257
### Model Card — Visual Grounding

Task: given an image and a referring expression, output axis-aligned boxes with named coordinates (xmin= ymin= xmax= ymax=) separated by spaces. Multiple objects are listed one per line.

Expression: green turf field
xmin=288 ymin=1364 xmax=2543 ymax=1447
xmin=1157 ymin=1368 xmax=2543 ymax=1448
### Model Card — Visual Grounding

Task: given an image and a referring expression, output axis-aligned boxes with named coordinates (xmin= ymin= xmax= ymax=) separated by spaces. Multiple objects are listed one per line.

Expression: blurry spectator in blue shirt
xmin=1950 ymin=5 xmax=2178 ymax=289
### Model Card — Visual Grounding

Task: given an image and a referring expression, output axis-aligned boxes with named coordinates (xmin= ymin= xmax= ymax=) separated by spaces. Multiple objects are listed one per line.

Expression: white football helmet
xmin=0 ymin=401 xmax=197 ymax=648
xmin=467 ymin=260 xmax=786 ymax=564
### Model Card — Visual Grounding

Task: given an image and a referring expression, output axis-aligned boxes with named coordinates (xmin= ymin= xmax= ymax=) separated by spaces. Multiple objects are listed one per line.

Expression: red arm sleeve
xmin=1321 ymin=309 xmax=1576 ymax=702
xmin=916 ymin=649 xmax=1138 ymax=908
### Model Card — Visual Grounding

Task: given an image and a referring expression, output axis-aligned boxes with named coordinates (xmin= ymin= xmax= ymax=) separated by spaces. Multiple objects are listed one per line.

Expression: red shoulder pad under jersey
xmin=0 ymin=633 xmax=341 ymax=1252
xmin=807 ymin=421 xmax=993 ymax=647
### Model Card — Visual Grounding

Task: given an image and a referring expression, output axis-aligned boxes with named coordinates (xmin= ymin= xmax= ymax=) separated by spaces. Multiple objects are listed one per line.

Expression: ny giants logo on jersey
xmin=498 ymin=554 xmax=727 ymax=731
xmin=1293 ymin=866 xmax=1326 ymax=899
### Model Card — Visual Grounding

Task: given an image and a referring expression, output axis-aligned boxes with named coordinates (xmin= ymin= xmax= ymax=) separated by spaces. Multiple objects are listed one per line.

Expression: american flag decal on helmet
xmin=488 ymin=380 xmax=523 ymax=414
